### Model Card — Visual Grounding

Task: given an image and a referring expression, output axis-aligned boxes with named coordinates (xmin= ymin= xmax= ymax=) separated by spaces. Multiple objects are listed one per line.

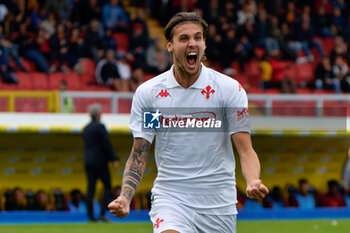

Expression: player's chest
xmin=151 ymin=86 xmax=220 ymax=108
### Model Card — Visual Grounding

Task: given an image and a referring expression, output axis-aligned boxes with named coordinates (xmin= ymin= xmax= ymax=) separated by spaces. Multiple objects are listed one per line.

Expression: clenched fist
xmin=108 ymin=196 xmax=130 ymax=218
xmin=246 ymin=179 xmax=269 ymax=200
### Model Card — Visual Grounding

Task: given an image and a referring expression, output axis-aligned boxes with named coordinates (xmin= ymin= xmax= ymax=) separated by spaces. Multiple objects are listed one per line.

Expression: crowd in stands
xmin=0 ymin=186 xmax=151 ymax=212
xmin=1 ymin=178 xmax=350 ymax=212
xmin=0 ymin=0 xmax=350 ymax=93
xmin=237 ymin=178 xmax=350 ymax=210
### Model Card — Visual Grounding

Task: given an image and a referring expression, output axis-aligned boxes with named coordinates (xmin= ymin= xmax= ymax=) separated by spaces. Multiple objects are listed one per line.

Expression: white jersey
xmin=129 ymin=64 xmax=250 ymax=215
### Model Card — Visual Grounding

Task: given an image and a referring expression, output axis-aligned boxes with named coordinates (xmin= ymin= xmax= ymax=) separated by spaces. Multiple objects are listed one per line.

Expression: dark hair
xmin=164 ymin=12 xmax=208 ymax=42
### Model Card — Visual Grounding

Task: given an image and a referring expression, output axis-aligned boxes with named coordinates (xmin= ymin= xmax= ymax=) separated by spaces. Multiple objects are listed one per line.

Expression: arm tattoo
xmin=121 ymin=139 xmax=151 ymax=202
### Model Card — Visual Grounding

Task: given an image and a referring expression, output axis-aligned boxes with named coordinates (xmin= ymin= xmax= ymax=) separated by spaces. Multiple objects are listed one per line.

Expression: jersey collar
xmin=166 ymin=63 xmax=208 ymax=89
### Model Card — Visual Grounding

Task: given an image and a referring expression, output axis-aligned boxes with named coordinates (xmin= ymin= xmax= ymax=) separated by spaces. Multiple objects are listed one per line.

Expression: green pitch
xmin=0 ymin=220 xmax=350 ymax=233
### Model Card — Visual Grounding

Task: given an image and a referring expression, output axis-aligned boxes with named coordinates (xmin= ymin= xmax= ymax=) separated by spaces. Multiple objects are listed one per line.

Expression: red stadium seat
xmin=113 ymin=32 xmax=129 ymax=52
xmin=16 ymin=72 xmax=33 ymax=90
xmin=65 ymin=72 xmax=81 ymax=90
xmin=296 ymin=63 xmax=314 ymax=86
xmin=22 ymin=59 xmax=37 ymax=72
xmin=32 ymin=73 xmax=49 ymax=90
xmin=48 ymin=73 xmax=65 ymax=90
xmin=79 ymin=59 xmax=96 ymax=75
xmin=81 ymin=74 xmax=96 ymax=85
xmin=320 ymin=37 xmax=334 ymax=57
xmin=1 ymin=83 xmax=17 ymax=90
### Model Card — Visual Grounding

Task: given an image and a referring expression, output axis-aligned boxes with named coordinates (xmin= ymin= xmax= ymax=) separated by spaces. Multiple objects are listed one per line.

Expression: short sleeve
xmin=129 ymin=86 xmax=155 ymax=143
xmin=224 ymin=82 xmax=251 ymax=135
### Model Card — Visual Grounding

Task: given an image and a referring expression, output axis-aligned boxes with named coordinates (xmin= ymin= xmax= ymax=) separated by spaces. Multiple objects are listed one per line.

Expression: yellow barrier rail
xmin=0 ymin=91 xmax=60 ymax=112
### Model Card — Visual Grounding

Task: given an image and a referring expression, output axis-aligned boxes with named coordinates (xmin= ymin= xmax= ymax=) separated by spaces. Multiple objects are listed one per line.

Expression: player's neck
xmin=173 ymin=65 xmax=201 ymax=89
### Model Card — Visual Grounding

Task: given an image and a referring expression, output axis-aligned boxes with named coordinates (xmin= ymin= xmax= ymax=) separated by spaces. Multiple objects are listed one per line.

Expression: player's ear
xmin=167 ymin=41 xmax=173 ymax=53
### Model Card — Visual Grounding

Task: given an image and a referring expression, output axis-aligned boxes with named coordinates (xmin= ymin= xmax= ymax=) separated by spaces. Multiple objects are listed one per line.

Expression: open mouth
xmin=186 ymin=52 xmax=197 ymax=67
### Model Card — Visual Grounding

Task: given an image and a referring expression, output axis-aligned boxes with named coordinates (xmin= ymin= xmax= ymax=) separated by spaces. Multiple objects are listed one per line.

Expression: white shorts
xmin=149 ymin=196 xmax=237 ymax=233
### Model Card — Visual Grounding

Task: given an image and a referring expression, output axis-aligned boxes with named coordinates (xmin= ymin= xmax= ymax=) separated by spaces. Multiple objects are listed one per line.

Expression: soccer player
xmin=108 ymin=12 xmax=269 ymax=232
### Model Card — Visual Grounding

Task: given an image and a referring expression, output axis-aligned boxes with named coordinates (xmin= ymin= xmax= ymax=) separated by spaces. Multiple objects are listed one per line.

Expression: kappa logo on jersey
xmin=201 ymin=85 xmax=215 ymax=99
xmin=144 ymin=110 xmax=162 ymax=129
xmin=154 ymin=218 xmax=164 ymax=229
xmin=156 ymin=89 xmax=171 ymax=97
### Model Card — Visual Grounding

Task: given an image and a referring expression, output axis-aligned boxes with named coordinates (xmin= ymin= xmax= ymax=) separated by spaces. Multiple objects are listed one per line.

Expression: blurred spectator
xmin=13 ymin=23 xmax=48 ymax=73
xmin=320 ymin=180 xmax=346 ymax=207
xmin=68 ymin=26 xmax=84 ymax=70
xmin=44 ymin=0 xmax=72 ymax=21
xmin=95 ymin=49 xmax=128 ymax=91
xmin=40 ymin=11 xmax=57 ymax=38
xmin=37 ymin=28 xmax=51 ymax=60
xmin=296 ymin=20 xmax=325 ymax=61
xmin=116 ymin=54 xmax=132 ymax=90
xmin=129 ymin=67 xmax=145 ymax=92
xmin=102 ymin=28 xmax=117 ymax=52
xmin=68 ymin=189 xmax=88 ymax=213
xmin=332 ymin=55 xmax=350 ymax=92
xmin=0 ymin=4 xmax=8 ymax=25
xmin=170 ymin=0 xmax=195 ymax=17
xmin=254 ymin=9 xmax=280 ymax=56
xmin=146 ymin=37 xmax=170 ymax=74
xmin=341 ymin=17 xmax=350 ymax=43
xmin=49 ymin=23 xmax=70 ymax=73
xmin=283 ymin=1 xmax=301 ymax=29
xmin=258 ymin=55 xmax=273 ymax=91
xmin=269 ymin=55 xmax=296 ymax=93
xmin=53 ymin=188 xmax=69 ymax=211
xmin=102 ymin=0 xmax=128 ymax=32
xmin=237 ymin=2 xmax=255 ymax=26
xmin=315 ymin=57 xmax=341 ymax=93
xmin=129 ymin=21 xmax=149 ymax=66
xmin=330 ymin=36 xmax=350 ymax=64
xmin=129 ymin=7 xmax=149 ymax=40
xmin=84 ymin=19 xmax=104 ymax=63
xmin=286 ymin=184 xmax=298 ymax=207
xmin=4 ymin=187 xmax=25 ymax=210
xmin=0 ymin=25 xmax=25 ymax=71
xmin=263 ymin=186 xmax=285 ymax=209
xmin=314 ymin=0 xmax=333 ymax=15
xmin=332 ymin=6 xmax=347 ymax=31
xmin=25 ymin=190 xmax=35 ymax=210
xmin=205 ymin=24 xmax=224 ymax=68
xmin=129 ymin=22 xmax=150 ymax=71
xmin=201 ymin=0 xmax=221 ymax=25
xmin=34 ymin=189 xmax=50 ymax=211
xmin=278 ymin=22 xmax=298 ymax=60
xmin=314 ymin=6 xmax=333 ymax=37
xmin=294 ymin=179 xmax=316 ymax=209
xmin=60 ymin=80 xmax=75 ymax=113
xmin=235 ymin=34 xmax=253 ymax=71
xmin=222 ymin=28 xmax=239 ymax=70
xmin=71 ymin=0 xmax=101 ymax=27
xmin=0 ymin=45 xmax=18 ymax=83
xmin=28 ymin=3 xmax=48 ymax=32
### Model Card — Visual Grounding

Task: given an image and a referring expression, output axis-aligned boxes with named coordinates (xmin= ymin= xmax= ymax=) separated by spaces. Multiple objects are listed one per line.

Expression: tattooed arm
xmin=108 ymin=138 xmax=151 ymax=218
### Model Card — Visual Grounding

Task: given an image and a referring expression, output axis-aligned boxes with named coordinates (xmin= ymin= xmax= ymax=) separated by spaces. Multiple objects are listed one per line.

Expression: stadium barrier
xmin=60 ymin=92 xmax=350 ymax=116
xmin=1 ymin=208 xmax=350 ymax=224
xmin=0 ymin=91 xmax=60 ymax=113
